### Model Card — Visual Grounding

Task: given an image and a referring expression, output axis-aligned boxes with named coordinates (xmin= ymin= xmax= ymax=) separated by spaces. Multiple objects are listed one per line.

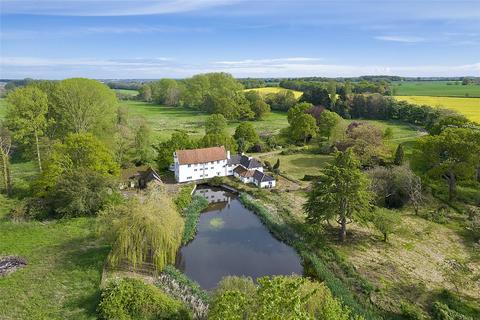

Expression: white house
xmin=173 ymin=146 xmax=275 ymax=188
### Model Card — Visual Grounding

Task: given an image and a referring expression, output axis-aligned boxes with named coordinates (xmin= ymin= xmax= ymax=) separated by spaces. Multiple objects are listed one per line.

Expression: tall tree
xmin=412 ymin=128 xmax=480 ymax=201
xmin=393 ymin=144 xmax=405 ymax=165
xmin=233 ymin=122 xmax=259 ymax=153
xmin=244 ymin=91 xmax=270 ymax=120
xmin=317 ymin=110 xmax=342 ymax=140
xmin=304 ymin=150 xmax=373 ymax=242
xmin=327 ymin=81 xmax=338 ymax=108
xmin=6 ymin=86 xmax=48 ymax=172
xmin=52 ymin=78 xmax=118 ymax=140
xmin=205 ymin=114 xmax=228 ymax=135
xmin=0 ymin=124 xmax=13 ymax=195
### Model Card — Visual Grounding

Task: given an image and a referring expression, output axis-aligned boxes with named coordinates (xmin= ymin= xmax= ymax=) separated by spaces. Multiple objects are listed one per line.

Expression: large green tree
xmin=412 ymin=127 xmax=480 ymax=201
xmin=36 ymin=133 xmax=119 ymax=195
xmin=289 ymin=114 xmax=317 ymax=145
xmin=6 ymin=86 xmax=49 ymax=172
xmin=51 ymin=78 xmax=118 ymax=140
xmin=155 ymin=131 xmax=196 ymax=170
xmin=205 ymin=114 xmax=228 ymax=135
xmin=317 ymin=110 xmax=342 ymax=140
xmin=233 ymin=122 xmax=259 ymax=153
xmin=304 ymin=149 xmax=373 ymax=242
xmin=244 ymin=90 xmax=270 ymax=120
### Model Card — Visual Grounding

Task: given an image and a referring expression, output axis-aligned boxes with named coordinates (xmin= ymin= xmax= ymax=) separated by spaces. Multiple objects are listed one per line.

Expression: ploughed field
xmin=395 ymin=96 xmax=480 ymax=122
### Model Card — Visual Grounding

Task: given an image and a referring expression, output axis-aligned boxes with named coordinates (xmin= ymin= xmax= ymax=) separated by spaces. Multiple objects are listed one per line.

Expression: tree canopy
xmin=304 ymin=149 xmax=373 ymax=241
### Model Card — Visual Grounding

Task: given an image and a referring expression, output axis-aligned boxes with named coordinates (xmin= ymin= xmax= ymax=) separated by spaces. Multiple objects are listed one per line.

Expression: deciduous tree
xmin=304 ymin=150 xmax=373 ymax=242
xmin=6 ymin=86 xmax=49 ymax=172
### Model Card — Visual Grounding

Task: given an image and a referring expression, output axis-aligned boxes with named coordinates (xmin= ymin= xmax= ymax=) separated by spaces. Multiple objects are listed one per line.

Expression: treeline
xmin=280 ymin=79 xmax=392 ymax=95
xmin=139 ymin=73 xmax=272 ymax=120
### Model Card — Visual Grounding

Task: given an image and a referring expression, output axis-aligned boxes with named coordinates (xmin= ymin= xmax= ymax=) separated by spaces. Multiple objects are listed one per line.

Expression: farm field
xmin=121 ymin=100 xmax=290 ymax=140
xmin=392 ymin=81 xmax=480 ymax=97
xmin=114 ymin=89 xmax=139 ymax=97
xmin=395 ymin=96 xmax=480 ymax=122
xmin=244 ymin=86 xmax=303 ymax=99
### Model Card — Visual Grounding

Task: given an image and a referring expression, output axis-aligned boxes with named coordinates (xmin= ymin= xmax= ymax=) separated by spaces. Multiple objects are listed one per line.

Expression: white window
xmin=187 ymin=176 xmax=192 ymax=180
xmin=188 ymin=164 xmax=191 ymax=167
xmin=217 ymin=172 xmax=221 ymax=176
xmin=211 ymin=167 xmax=214 ymax=169
xmin=194 ymin=169 xmax=197 ymax=171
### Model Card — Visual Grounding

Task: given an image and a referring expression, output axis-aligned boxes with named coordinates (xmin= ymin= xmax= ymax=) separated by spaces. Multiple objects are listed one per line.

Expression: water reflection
xmin=176 ymin=186 xmax=303 ymax=290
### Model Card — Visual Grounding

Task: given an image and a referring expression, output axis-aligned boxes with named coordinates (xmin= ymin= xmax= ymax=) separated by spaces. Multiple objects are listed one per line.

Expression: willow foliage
xmin=98 ymin=188 xmax=184 ymax=272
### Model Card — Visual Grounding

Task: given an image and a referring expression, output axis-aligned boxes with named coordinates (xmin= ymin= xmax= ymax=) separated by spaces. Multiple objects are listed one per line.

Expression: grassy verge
xmin=0 ymin=217 xmax=109 ymax=319
xmin=181 ymin=195 xmax=209 ymax=245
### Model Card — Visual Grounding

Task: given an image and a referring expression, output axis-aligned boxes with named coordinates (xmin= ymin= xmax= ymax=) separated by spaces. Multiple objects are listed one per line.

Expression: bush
xmin=174 ymin=185 xmax=194 ymax=212
xmin=431 ymin=301 xmax=472 ymax=320
xmin=97 ymin=277 xmax=191 ymax=320
xmin=182 ymin=195 xmax=209 ymax=244
xmin=400 ymin=302 xmax=426 ymax=320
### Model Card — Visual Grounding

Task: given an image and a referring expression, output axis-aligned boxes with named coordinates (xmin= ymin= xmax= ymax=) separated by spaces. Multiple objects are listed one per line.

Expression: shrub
xmin=175 ymin=185 xmax=194 ymax=212
xmin=431 ymin=301 xmax=472 ymax=320
xmin=182 ymin=195 xmax=209 ymax=244
xmin=97 ymin=277 xmax=191 ymax=320
xmin=209 ymin=275 xmax=362 ymax=320
xmin=400 ymin=302 xmax=426 ymax=320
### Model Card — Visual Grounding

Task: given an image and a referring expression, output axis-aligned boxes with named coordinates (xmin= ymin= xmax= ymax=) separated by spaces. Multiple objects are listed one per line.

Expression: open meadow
xmin=392 ymin=81 xmax=480 ymax=97
xmin=244 ymin=87 xmax=303 ymax=99
xmin=114 ymin=89 xmax=139 ymax=97
xmin=395 ymin=96 xmax=480 ymax=123
xmin=121 ymin=100 xmax=290 ymax=140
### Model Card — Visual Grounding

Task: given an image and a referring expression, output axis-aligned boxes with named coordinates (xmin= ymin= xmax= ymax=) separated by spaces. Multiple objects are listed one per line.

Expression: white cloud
xmin=375 ymin=35 xmax=425 ymax=43
xmin=1 ymin=56 xmax=479 ymax=79
xmin=1 ymin=0 xmax=240 ymax=16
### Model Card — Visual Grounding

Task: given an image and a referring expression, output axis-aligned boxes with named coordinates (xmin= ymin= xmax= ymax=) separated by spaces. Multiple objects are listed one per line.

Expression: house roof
xmin=233 ymin=165 xmax=255 ymax=177
xmin=253 ymin=170 xmax=275 ymax=183
xmin=228 ymin=154 xmax=262 ymax=169
xmin=176 ymin=146 xmax=227 ymax=165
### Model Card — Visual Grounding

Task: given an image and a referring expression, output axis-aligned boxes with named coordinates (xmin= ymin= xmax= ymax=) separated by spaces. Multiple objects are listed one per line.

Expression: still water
xmin=176 ymin=186 xmax=303 ymax=290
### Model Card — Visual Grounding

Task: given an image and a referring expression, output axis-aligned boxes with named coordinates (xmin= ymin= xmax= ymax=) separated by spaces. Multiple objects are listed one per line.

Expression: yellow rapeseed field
xmin=395 ymin=95 xmax=480 ymax=123
xmin=244 ymin=87 xmax=303 ymax=99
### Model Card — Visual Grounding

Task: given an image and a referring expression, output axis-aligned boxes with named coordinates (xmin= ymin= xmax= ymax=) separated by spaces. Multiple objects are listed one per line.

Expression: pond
xmin=176 ymin=186 xmax=303 ymax=290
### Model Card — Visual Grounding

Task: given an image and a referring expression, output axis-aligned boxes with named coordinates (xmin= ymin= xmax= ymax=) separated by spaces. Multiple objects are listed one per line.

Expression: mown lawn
xmin=261 ymin=153 xmax=333 ymax=181
xmin=392 ymin=81 xmax=480 ymax=97
xmin=244 ymin=87 xmax=303 ymax=99
xmin=120 ymin=100 xmax=290 ymax=140
xmin=395 ymin=96 xmax=480 ymax=123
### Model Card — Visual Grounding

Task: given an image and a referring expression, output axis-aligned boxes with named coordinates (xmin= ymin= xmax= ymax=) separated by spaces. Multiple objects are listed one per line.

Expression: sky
xmin=1 ymin=0 xmax=479 ymax=79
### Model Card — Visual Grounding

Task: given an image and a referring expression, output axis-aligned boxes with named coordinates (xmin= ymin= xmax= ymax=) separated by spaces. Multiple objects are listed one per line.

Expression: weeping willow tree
xmin=98 ymin=188 xmax=184 ymax=272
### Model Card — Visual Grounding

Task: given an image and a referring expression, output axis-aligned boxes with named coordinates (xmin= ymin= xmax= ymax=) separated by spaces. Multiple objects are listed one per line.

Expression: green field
xmin=0 ymin=217 xmax=108 ymax=319
xmin=244 ymin=87 xmax=303 ymax=99
xmin=392 ymin=81 xmax=480 ymax=97
xmin=121 ymin=100 xmax=290 ymax=140
xmin=0 ymin=160 xmax=107 ymax=319
xmin=395 ymin=96 xmax=480 ymax=122
xmin=261 ymin=153 xmax=333 ymax=180
xmin=114 ymin=89 xmax=139 ymax=97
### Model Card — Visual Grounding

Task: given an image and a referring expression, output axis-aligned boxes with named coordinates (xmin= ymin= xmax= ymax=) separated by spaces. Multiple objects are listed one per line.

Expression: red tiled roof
xmin=176 ymin=146 xmax=227 ymax=165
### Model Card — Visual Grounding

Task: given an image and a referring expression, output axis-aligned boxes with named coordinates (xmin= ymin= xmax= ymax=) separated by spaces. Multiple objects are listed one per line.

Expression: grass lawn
xmin=0 ymin=161 xmax=108 ymax=319
xmin=120 ymin=100 xmax=289 ymax=140
xmin=244 ymin=87 xmax=303 ymax=99
xmin=392 ymin=81 xmax=480 ymax=98
xmin=394 ymin=96 xmax=480 ymax=123
xmin=114 ymin=89 xmax=139 ymax=97
xmin=0 ymin=217 xmax=109 ymax=320
xmin=260 ymin=153 xmax=333 ymax=181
